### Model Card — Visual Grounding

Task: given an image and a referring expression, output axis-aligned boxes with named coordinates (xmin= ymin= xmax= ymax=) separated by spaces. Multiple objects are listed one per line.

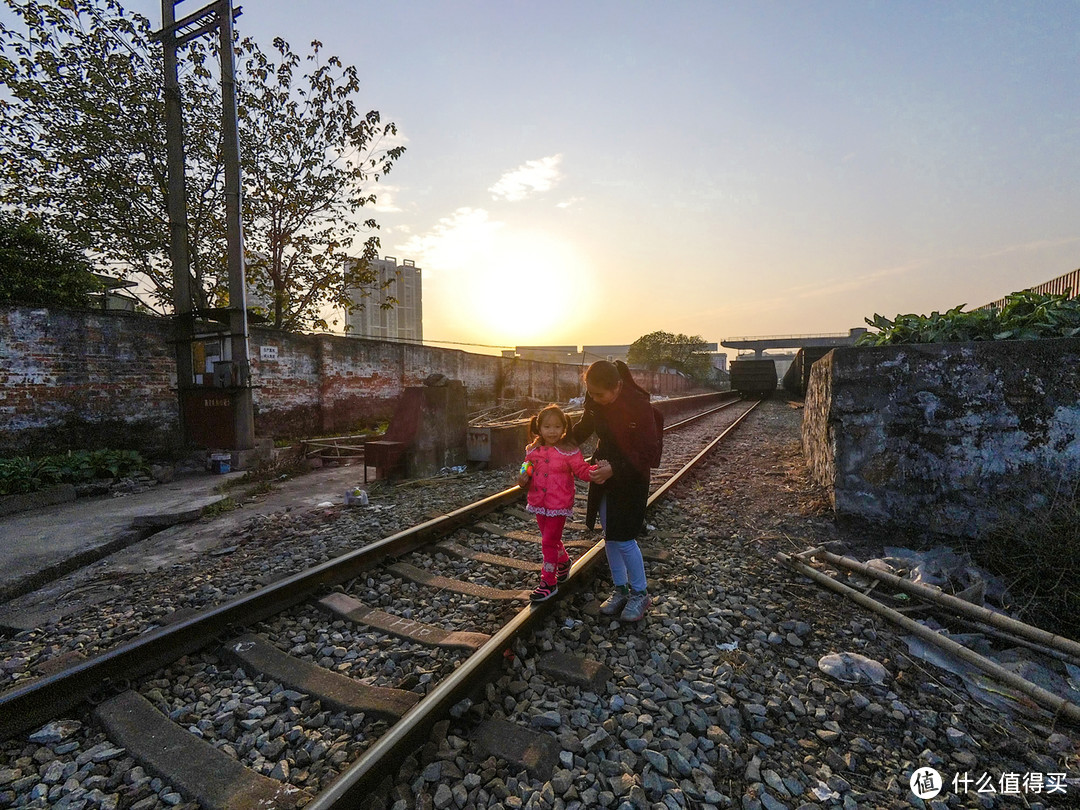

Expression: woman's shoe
xmin=619 ymin=591 xmax=652 ymax=622
xmin=598 ymin=587 xmax=629 ymax=615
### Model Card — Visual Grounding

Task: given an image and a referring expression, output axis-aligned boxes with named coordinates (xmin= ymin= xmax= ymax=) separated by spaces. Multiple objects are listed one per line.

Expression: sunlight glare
xmin=449 ymin=229 xmax=593 ymax=346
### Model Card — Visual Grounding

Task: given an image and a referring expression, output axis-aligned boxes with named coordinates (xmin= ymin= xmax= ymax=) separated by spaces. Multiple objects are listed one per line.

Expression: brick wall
xmin=1 ymin=307 xmax=693 ymax=455
xmin=0 ymin=307 xmax=178 ymax=455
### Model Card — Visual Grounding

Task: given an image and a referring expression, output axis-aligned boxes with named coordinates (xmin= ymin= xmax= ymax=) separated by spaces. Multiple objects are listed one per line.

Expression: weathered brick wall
xmin=1 ymin=308 xmax=693 ymax=454
xmin=802 ymin=338 xmax=1080 ymax=537
xmin=0 ymin=307 xmax=179 ymax=455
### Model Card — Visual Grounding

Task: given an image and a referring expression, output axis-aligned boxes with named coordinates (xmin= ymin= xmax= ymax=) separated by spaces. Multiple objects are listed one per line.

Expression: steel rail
xmin=304 ymin=399 xmax=762 ymax=809
xmin=0 ymin=487 xmax=523 ymax=740
xmin=649 ymin=399 xmax=760 ymax=504
xmin=662 ymin=397 xmax=742 ymax=431
xmin=0 ymin=397 xmax=733 ymax=739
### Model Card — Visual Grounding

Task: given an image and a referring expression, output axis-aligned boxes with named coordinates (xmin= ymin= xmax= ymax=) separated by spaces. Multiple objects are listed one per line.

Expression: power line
xmin=316 ymin=330 xmax=516 ymax=351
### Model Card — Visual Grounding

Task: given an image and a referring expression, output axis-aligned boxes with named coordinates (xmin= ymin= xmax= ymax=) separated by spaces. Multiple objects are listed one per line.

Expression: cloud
xmin=489 ymin=154 xmax=564 ymax=201
xmin=975 ymin=236 xmax=1080 ymax=261
xmin=556 ymin=196 xmax=584 ymax=209
xmin=395 ymin=207 xmax=504 ymax=275
xmin=369 ymin=184 xmax=403 ymax=213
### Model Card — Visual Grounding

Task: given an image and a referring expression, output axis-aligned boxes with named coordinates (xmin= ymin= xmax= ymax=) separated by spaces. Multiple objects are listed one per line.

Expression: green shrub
xmin=0 ymin=449 xmax=148 ymax=496
xmin=859 ymin=290 xmax=1080 ymax=346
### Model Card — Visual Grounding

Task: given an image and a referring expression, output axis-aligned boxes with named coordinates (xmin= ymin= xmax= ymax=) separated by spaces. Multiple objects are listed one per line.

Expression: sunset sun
xmin=415 ymin=216 xmax=596 ymax=349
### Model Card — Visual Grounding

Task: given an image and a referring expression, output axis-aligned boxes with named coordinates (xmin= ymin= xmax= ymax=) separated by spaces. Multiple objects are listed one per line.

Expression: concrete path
xmin=0 ymin=463 xmax=375 ymax=605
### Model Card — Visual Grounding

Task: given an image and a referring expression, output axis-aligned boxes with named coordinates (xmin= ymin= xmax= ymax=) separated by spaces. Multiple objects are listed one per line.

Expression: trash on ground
xmin=875 ymin=545 xmax=1011 ymax=607
xmin=817 ymin=652 xmax=890 ymax=685
xmin=344 ymin=488 xmax=368 ymax=506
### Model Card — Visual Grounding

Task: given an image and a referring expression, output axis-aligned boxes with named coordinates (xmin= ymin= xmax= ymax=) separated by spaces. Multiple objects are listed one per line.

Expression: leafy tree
xmin=0 ymin=212 xmax=101 ymax=307
xmin=0 ymin=0 xmax=404 ymax=330
xmin=628 ymin=331 xmax=715 ymax=381
xmin=236 ymin=37 xmax=404 ymax=331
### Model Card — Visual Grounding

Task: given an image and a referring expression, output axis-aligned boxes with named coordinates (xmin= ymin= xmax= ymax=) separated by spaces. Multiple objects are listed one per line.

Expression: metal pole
xmin=161 ymin=0 xmax=194 ymax=441
xmin=217 ymin=0 xmax=254 ymax=452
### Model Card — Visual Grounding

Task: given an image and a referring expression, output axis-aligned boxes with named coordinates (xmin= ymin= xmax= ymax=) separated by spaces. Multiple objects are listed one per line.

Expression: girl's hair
xmin=529 ymin=403 xmax=576 ymax=446
xmin=585 ymin=360 xmax=622 ymax=391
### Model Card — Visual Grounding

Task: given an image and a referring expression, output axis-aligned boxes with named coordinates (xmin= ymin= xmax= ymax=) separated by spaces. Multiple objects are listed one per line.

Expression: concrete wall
xmin=802 ymin=338 xmax=1080 ymax=537
xmin=0 ymin=307 xmax=692 ymax=455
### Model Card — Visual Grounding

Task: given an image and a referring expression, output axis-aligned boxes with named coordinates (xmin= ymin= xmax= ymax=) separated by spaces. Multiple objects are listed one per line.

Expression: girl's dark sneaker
xmin=556 ymin=559 xmax=572 ymax=583
xmin=530 ymin=581 xmax=558 ymax=602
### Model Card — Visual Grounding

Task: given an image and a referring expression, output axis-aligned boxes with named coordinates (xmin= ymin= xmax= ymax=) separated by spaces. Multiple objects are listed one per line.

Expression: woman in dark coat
xmin=572 ymin=360 xmax=660 ymax=622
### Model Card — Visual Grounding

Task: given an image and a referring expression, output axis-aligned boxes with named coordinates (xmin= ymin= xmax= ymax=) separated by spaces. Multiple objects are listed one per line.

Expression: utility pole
xmin=159 ymin=0 xmax=194 ymax=440
xmin=216 ymin=0 xmax=255 ymax=453
xmin=154 ymin=0 xmax=254 ymax=461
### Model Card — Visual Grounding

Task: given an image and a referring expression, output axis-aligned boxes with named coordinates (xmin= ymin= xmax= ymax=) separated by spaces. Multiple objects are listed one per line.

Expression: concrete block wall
xmin=802 ymin=338 xmax=1080 ymax=537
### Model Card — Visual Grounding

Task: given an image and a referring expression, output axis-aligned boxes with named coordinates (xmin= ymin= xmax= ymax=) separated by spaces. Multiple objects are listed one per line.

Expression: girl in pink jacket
xmin=517 ymin=404 xmax=601 ymax=602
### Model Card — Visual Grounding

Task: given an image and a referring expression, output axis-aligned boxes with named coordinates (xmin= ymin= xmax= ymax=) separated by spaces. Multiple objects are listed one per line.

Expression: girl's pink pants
xmin=536 ymin=514 xmax=571 ymax=585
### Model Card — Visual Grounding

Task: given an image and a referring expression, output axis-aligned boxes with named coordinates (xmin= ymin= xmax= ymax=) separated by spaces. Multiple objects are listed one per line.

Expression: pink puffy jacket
xmin=524 ymin=445 xmax=596 ymax=517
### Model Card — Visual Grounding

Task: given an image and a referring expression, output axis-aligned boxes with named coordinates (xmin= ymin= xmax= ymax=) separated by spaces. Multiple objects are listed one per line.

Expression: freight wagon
xmin=781 ymin=346 xmax=834 ymax=397
xmin=729 ymin=359 xmax=778 ymax=397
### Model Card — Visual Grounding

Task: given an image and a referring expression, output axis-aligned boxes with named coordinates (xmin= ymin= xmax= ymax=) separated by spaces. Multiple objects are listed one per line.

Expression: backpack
xmin=613 ymin=361 xmax=665 ymax=468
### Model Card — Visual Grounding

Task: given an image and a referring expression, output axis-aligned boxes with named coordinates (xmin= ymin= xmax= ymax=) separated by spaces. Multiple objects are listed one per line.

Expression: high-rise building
xmin=344 ymin=256 xmax=423 ymax=342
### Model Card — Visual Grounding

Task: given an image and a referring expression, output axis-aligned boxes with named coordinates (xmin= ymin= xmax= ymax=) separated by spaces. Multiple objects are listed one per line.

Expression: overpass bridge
xmin=721 ymin=328 xmax=868 ymax=358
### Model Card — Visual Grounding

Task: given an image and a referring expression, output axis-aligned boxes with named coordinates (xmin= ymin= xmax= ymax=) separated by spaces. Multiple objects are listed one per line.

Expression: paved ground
xmin=0 ymin=461 xmax=376 ymax=607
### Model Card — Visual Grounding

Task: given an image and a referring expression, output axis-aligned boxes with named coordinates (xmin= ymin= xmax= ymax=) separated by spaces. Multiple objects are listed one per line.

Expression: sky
xmin=130 ymin=1 xmax=1080 ymax=354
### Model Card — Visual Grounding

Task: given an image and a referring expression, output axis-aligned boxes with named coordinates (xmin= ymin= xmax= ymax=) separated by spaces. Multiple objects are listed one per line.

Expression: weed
xmin=202 ymin=496 xmax=238 ymax=518
xmin=0 ymin=449 xmax=148 ymax=496
xmin=244 ymin=480 xmax=274 ymax=497
xmin=963 ymin=480 xmax=1080 ymax=639
xmin=217 ymin=454 xmax=308 ymax=493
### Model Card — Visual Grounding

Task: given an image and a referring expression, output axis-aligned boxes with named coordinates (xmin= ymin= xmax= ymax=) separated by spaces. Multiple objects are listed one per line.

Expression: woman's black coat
xmin=572 ymin=365 xmax=658 ymax=543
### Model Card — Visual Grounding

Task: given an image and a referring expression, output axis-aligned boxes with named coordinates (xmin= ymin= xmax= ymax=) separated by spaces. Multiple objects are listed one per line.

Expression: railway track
xmin=0 ymin=396 xmax=761 ymax=809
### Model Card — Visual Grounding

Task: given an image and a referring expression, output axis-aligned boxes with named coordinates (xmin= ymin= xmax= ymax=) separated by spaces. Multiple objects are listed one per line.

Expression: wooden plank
xmin=436 ymin=541 xmax=539 ymax=571
xmin=221 ymin=634 xmax=419 ymax=720
xmin=95 ymin=690 xmax=309 ymax=810
xmin=473 ymin=522 xmax=593 ymax=549
xmin=389 ymin=563 xmax=530 ymax=601
xmin=318 ymin=593 xmax=490 ymax=650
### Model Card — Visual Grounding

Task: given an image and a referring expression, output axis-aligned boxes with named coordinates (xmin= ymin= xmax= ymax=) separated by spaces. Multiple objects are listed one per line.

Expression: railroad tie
xmin=472 ymin=521 xmax=593 ymax=549
xmin=94 ymin=690 xmax=310 ymax=810
xmin=536 ymin=652 xmax=614 ymax=691
xmin=436 ymin=540 xmax=540 ymax=571
xmin=221 ymin=634 xmax=420 ymax=721
xmin=471 ymin=718 xmax=561 ymax=782
xmin=317 ymin=592 xmax=491 ymax=650
xmin=389 ymin=562 xmax=531 ymax=601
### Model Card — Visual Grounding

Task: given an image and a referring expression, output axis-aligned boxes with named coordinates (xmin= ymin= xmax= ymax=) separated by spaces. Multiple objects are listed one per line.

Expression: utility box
xmin=181 ymin=389 xmax=237 ymax=449
xmin=213 ymin=361 xmax=237 ymax=388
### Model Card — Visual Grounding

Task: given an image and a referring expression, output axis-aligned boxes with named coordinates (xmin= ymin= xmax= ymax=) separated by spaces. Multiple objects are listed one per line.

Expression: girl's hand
xmin=591 ymin=460 xmax=613 ymax=483
xmin=516 ymin=473 xmax=531 ymax=488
